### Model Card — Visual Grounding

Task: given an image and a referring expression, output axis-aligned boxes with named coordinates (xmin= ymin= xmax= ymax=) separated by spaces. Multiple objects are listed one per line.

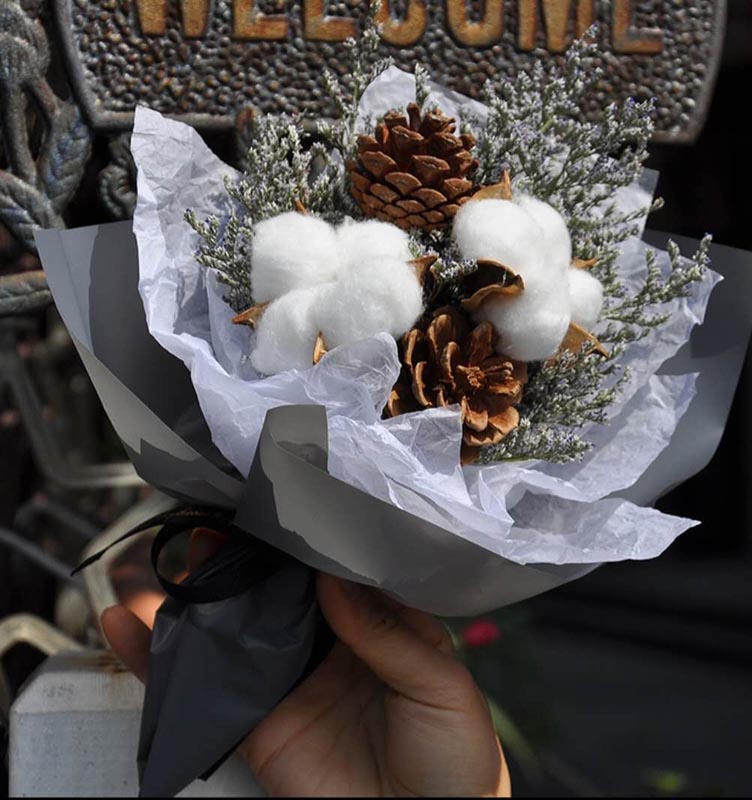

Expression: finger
xmin=241 ymin=642 xmax=360 ymax=778
xmin=187 ymin=527 xmax=227 ymax=572
xmin=121 ymin=589 xmax=165 ymax=630
xmin=317 ymin=574 xmax=470 ymax=707
xmin=381 ymin=595 xmax=454 ymax=655
xmin=101 ymin=606 xmax=152 ymax=683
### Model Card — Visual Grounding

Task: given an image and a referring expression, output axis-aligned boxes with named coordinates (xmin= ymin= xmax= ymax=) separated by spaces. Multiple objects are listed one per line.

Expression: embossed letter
xmin=377 ymin=0 xmax=428 ymax=47
xmin=613 ymin=0 xmax=663 ymax=53
xmin=446 ymin=0 xmax=504 ymax=47
xmin=304 ymin=0 xmax=357 ymax=41
xmin=234 ymin=0 xmax=289 ymax=40
xmin=135 ymin=0 xmax=211 ymax=37
xmin=182 ymin=0 xmax=211 ymax=37
xmin=518 ymin=0 xmax=595 ymax=52
xmin=135 ymin=0 xmax=166 ymax=35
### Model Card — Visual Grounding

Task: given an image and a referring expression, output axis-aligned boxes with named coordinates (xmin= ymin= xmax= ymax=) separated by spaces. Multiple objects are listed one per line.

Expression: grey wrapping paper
xmin=35 ymin=221 xmax=752 ymax=797
xmin=36 ymin=220 xmax=752 ymax=614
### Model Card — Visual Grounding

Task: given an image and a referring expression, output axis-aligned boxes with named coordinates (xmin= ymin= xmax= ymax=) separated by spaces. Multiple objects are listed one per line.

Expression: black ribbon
xmin=74 ymin=506 xmax=289 ymax=604
xmin=77 ymin=506 xmax=334 ymax=797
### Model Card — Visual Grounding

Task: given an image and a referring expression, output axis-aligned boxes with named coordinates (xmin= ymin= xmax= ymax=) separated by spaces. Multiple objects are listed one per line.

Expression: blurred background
xmin=1 ymin=0 xmax=750 ymax=797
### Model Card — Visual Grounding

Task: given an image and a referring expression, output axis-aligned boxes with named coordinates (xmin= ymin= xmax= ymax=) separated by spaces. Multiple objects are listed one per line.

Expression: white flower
xmin=250 ymin=212 xmax=342 ymax=303
xmin=453 ymin=195 xmax=603 ymax=360
xmin=249 ymin=217 xmax=422 ymax=374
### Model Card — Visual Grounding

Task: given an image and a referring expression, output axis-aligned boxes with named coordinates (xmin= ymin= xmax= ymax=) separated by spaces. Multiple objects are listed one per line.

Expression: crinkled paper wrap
xmin=130 ymin=73 xmax=722 ymax=575
xmin=37 ymin=70 xmax=752 ymax=617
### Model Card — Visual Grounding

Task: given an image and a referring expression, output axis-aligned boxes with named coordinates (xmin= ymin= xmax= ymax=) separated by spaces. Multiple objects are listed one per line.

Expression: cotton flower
xmin=454 ymin=197 xmax=576 ymax=360
xmin=250 ymin=212 xmax=341 ymax=303
xmin=567 ymin=268 xmax=604 ymax=330
xmin=453 ymin=199 xmax=548 ymax=282
xmin=249 ymin=216 xmax=424 ymax=374
xmin=316 ymin=256 xmax=423 ymax=348
xmin=250 ymin=285 xmax=327 ymax=375
xmin=475 ymin=284 xmax=572 ymax=362
xmin=513 ymin=194 xmax=572 ymax=271
xmin=337 ymin=219 xmax=412 ymax=266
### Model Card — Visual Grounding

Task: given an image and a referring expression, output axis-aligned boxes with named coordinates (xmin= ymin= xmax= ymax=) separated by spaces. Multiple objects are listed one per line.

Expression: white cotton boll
xmin=337 ymin=220 xmax=412 ymax=271
xmin=250 ymin=212 xmax=341 ymax=303
xmin=316 ymin=257 xmax=423 ymax=348
xmin=452 ymin=199 xmax=548 ymax=281
xmin=250 ymin=285 xmax=326 ymax=375
xmin=475 ymin=285 xmax=572 ymax=362
xmin=567 ymin=268 xmax=604 ymax=330
xmin=514 ymin=194 xmax=572 ymax=272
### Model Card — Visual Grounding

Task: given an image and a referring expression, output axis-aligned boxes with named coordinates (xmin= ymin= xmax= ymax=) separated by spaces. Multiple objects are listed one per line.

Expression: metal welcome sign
xmin=54 ymin=0 xmax=726 ymax=142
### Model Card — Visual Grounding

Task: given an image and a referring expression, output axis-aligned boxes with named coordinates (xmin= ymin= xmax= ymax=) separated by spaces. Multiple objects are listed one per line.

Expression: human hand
xmin=102 ymin=534 xmax=511 ymax=797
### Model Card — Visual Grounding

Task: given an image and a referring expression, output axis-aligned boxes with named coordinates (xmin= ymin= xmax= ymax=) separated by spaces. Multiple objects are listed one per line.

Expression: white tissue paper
xmin=131 ymin=66 xmax=720 ymax=570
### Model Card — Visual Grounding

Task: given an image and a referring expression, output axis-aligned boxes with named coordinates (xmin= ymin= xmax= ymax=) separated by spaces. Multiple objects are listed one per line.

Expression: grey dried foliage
xmin=189 ymin=22 xmax=711 ymax=464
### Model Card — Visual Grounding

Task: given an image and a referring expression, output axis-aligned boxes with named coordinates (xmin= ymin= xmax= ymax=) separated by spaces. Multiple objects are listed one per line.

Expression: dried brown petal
xmin=409 ymin=254 xmax=438 ymax=287
xmin=473 ymin=170 xmax=513 ymax=201
xmin=232 ymin=302 xmax=269 ymax=329
xmin=460 ymin=259 xmax=525 ymax=313
xmin=487 ymin=404 xmax=520 ymax=436
xmin=559 ymin=321 xmax=608 ymax=358
xmin=572 ymin=257 xmax=598 ymax=270
xmin=312 ymin=332 xmax=328 ymax=365
xmin=427 ymin=308 xmax=465 ymax=361
xmin=462 ymin=397 xmax=489 ymax=432
xmin=463 ymin=425 xmax=505 ymax=448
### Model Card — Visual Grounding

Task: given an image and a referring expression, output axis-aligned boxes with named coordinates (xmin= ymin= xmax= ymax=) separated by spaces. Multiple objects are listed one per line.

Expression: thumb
xmin=316 ymin=574 xmax=470 ymax=707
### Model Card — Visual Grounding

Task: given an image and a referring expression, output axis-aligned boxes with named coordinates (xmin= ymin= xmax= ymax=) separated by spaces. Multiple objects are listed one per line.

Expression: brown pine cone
xmin=386 ymin=306 xmax=526 ymax=464
xmin=349 ymin=103 xmax=480 ymax=233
